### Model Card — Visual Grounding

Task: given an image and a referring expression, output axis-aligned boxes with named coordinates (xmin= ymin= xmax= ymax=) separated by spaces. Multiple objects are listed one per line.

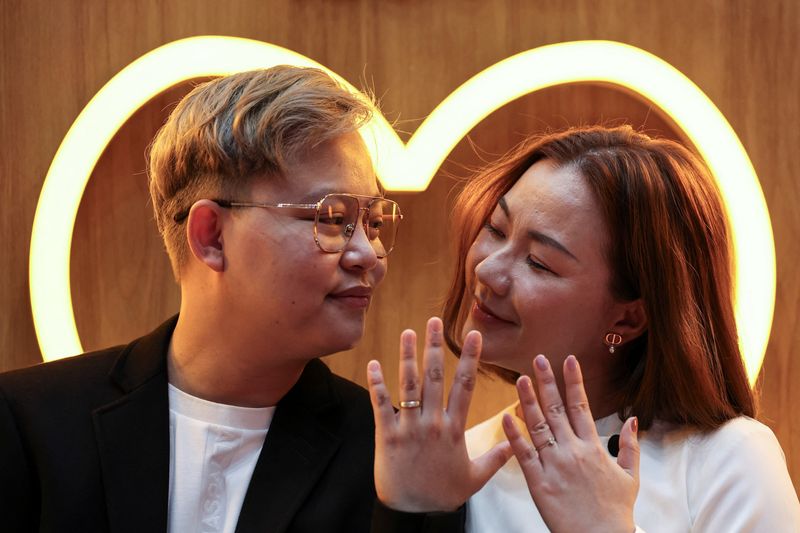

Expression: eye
xmin=527 ymin=256 xmax=554 ymax=274
xmin=483 ymin=222 xmax=505 ymax=238
xmin=318 ymin=212 xmax=347 ymax=226
xmin=368 ymin=216 xmax=384 ymax=230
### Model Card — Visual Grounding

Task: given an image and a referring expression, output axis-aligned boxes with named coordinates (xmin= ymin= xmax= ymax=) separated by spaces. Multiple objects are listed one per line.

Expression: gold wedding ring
xmin=399 ymin=400 xmax=421 ymax=409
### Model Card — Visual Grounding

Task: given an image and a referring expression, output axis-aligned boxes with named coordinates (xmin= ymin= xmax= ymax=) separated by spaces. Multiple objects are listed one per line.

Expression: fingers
xmin=445 ymin=330 xmax=481 ymax=429
xmin=397 ymin=329 xmax=422 ymax=420
xmin=563 ymin=355 xmax=598 ymax=440
xmin=502 ymin=413 xmax=543 ymax=481
xmin=516 ymin=375 xmax=557 ymax=453
xmin=532 ymin=355 xmax=573 ymax=443
xmin=617 ymin=416 xmax=640 ymax=483
xmin=367 ymin=360 xmax=396 ymax=435
xmin=469 ymin=440 xmax=514 ymax=493
xmin=421 ymin=317 xmax=445 ymax=417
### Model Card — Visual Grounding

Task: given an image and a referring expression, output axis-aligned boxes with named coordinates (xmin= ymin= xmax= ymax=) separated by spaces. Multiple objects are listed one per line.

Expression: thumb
xmin=470 ymin=441 xmax=513 ymax=492
xmin=617 ymin=416 xmax=640 ymax=481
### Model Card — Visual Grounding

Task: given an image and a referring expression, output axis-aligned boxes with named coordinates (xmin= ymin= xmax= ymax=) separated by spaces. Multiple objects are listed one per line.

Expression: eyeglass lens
xmin=315 ymin=195 xmax=401 ymax=257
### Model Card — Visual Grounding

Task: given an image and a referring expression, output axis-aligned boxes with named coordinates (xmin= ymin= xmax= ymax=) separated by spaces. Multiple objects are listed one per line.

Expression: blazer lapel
xmin=92 ymin=317 xmax=177 ymax=533
xmin=235 ymin=360 xmax=343 ymax=533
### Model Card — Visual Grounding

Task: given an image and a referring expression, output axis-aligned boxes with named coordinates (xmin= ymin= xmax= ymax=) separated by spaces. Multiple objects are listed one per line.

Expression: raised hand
xmin=367 ymin=317 xmax=513 ymax=512
xmin=502 ymin=354 xmax=639 ymax=533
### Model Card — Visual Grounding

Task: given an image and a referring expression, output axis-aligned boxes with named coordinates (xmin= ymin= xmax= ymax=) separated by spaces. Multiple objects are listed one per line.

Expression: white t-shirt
xmin=167 ymin=384 xmax=276 ymax=533
xmin=466 ymin=404 xmax=800 ymax=532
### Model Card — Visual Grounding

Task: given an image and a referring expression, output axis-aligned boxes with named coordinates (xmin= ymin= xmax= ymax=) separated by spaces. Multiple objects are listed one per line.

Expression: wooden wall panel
xmin=2 ymin=0 xmax=798 ymax=492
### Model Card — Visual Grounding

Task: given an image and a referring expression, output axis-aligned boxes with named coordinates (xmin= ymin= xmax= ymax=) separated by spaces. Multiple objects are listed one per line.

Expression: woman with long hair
xmin=369 ymin=125 xmax=800 ymax=531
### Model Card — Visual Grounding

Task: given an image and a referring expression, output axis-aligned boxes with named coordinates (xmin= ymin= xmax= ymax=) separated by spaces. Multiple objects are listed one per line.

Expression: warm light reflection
xmin=30 ymin=37 xmax=774 ymax=387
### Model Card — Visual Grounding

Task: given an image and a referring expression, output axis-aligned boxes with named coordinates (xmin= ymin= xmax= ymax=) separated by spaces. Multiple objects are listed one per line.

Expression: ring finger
xmin=517 ymin=375 xmax=557 ymax=455
xmin=398 ymin=329 xmax=422 ymax=420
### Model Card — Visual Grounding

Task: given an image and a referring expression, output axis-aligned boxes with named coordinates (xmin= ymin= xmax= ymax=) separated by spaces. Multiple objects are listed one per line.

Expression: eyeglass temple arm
xmin=173 ymin=199 xmax=233 ymax=223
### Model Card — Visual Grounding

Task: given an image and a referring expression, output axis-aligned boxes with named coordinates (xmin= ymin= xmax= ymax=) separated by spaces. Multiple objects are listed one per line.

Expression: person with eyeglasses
xmin=0 ymin=66 xmax=499 ymax=533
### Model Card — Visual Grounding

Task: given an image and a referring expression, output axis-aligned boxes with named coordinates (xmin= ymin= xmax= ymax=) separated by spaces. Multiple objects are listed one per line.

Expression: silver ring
xmin=534 ymin=436 xmax=556 ymax=452
xmin=399 ymin=400 xmax=421 ymax=409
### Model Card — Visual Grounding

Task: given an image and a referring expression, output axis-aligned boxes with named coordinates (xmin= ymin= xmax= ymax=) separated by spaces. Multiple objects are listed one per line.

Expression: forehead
xmin=258 ymin=131 xmax=380 ymax=201
xmin=506 ymin=160 xmax=592 ymax=212
xmin=503 ymin=159 xmax=610 ymax=254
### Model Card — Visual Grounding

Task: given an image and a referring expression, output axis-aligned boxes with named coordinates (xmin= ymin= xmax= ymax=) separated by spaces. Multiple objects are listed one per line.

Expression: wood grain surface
xmin=1 ymin=0 xmax=797 ymax=491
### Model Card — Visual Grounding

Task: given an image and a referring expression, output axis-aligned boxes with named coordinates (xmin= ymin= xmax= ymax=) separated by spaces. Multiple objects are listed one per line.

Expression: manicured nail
xmin=534 ymin=354 xmax=549 ymax=371
xmin=631 ymin=416 xmax=639 ymax=434
xmin=566 ymin=355 xmax=578 ymax=371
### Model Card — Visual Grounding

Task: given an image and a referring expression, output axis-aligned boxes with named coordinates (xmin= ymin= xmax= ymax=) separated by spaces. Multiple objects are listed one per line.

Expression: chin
xmin=470 ymin=335 xmax=514 ymax=369
xmin=327 ymin=322 xmax=366 ymax=353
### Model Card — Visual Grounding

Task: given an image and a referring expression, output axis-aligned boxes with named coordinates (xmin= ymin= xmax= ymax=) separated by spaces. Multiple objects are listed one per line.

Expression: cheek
xmin=515 ymin=282 xmax=610 ymax=347
xmin=373 ymin=258 xmax=388 ymax=285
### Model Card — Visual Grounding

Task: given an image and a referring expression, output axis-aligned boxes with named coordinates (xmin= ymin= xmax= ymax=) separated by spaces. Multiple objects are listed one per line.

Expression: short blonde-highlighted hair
xmin=147 ymin=66 xmax=373 ymax=280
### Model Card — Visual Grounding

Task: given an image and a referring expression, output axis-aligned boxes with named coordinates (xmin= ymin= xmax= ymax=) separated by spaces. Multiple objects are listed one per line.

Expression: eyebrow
xmin=497 ymin=197 xmax=580 ymax=263
xmin=296 ymin=179 xmax=383 ymax=203
xmin=296 ymin=188 xmax=338 ymax=203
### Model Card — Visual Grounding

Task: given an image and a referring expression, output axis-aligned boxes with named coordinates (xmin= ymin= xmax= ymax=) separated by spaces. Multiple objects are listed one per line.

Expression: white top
xmin=466 ymin=404 xmax=800 ymax=532
xmin=167 ymin=384 xmax=276 ymax=533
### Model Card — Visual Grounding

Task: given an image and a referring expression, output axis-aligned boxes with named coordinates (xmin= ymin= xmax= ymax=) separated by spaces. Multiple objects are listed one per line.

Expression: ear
xmin=608 ymin=298 xmax=648 ymax=346
xmin=185 ymin=200 xmax=226 ymax=273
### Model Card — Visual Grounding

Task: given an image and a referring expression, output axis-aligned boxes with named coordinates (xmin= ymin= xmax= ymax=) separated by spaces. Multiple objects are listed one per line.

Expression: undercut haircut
xmin=147 ymin=66 xmax=373 ymax=280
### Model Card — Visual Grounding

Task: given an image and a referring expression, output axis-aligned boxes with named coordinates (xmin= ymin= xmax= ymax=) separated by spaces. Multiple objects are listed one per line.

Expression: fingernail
xmin=403 ymin=331 xmax=415 ymax=348
xmin=632 ymin=416 xmax=639 ymax=434
xmin=430 ymin=317 xmax=442 ymax=332
xmin=502 ymin=413 xmax=514 ymax=428
xmin=368 ymin=360 xmax=380 ymax=372
xmin=534 ymin=354 xmax=549 ymax=371
xmin=465 ymin=330 xmax=482 ymax=349
xmin=566 ymin=355 xmax=578 ymax=371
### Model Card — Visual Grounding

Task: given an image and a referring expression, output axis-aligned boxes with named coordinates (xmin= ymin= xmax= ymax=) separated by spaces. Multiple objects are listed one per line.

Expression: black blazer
xmin=0 ymin=316 xmax=462 ymax=533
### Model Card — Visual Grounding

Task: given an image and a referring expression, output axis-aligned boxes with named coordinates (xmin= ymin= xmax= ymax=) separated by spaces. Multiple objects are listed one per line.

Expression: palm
xmin=367 ymin=318 xmax=512 ymax=512
xmin=502 ymin=355 xmax=639 ymax=533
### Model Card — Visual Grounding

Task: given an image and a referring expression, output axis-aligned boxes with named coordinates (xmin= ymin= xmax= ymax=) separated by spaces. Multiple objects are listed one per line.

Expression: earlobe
xmin=186 ymin=200 xmax=226 ymax=273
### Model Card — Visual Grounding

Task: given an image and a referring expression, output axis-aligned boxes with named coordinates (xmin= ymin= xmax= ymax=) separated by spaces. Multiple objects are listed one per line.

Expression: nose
xmin=340 ymin=214 xmax=381 ymax=272
xmin=474 ymin=244 xmax=512 ymax=297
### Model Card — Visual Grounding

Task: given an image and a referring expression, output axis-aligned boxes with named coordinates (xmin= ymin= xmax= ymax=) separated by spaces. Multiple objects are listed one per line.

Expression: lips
xmin=329 ymin=285 xmax=372 ymax=309
xmin=471 ymin=298 xmax=515 ymax=325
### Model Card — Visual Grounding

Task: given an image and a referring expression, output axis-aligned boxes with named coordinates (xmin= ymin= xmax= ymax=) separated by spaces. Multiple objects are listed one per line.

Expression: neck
xmin=581 ymin=374 xmax=619 ymax=421
xmin=167 ymin=308 xmax=306 ymax=408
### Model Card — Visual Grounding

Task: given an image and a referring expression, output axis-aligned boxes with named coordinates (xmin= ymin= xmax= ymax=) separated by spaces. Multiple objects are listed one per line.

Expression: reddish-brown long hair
xmin=443 ymin=125 xmax=755 ymax=431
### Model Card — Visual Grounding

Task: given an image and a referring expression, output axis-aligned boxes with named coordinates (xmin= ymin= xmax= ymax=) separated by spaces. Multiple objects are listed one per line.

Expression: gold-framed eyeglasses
xmin=174 ymin=193 xmax=403 ymax=258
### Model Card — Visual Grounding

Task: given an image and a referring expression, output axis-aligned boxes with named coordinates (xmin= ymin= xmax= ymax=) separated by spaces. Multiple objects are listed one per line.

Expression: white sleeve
xmin=687 ymin=418 xmax=800 ymax=532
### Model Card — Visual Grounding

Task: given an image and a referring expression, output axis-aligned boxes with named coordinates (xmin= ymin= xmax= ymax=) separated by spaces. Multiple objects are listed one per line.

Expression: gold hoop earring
xmin=604 ymin=332 xmax=623 ymax=354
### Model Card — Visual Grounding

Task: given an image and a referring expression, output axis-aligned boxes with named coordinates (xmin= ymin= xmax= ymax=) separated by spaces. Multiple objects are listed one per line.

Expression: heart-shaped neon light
xmin=30 ymin=36 xmax=774 ymax=385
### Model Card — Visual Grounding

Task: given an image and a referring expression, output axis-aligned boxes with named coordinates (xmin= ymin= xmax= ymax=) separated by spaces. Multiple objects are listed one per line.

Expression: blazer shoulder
xmin=0 ymin=345 xmax=124 ymax=403
xmin=0 ymin=314 xmax=177 ymax=400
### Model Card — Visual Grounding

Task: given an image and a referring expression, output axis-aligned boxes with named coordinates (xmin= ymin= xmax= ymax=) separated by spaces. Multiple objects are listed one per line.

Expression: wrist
xmin=378 ymin=495 xmax=462 ymax=514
